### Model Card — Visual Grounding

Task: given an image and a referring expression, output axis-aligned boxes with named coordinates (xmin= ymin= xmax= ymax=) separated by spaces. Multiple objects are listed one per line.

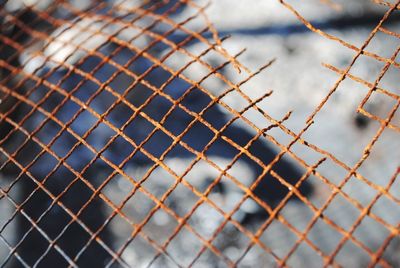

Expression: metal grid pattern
xmin=0 ymin=0 xmax=399 ymax=267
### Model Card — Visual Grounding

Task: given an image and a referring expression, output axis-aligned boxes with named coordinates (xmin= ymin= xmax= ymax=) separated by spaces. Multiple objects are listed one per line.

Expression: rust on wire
xmin=0 ymin=0 xmax=399 ymax=267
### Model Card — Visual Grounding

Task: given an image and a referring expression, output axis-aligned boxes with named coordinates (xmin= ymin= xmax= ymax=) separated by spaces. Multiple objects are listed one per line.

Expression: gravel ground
xmin=1 ymin=0 xmax=399 ymax=267
xmin=133 ymin=1 xmax=400 ymax=266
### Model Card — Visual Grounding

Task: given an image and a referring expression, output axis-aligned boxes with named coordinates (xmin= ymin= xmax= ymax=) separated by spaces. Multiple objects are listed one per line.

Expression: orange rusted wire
xmin=0 ymin=0 xmax=399 ymax=267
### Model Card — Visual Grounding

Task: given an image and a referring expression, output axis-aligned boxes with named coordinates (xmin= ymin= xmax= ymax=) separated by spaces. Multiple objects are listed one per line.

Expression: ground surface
xmin=1 ymin=0 xmax=399 ymax=267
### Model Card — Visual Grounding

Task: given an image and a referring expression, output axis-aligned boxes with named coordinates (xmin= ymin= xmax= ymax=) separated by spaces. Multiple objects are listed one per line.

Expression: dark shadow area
xmin=0 ymin=8 xmax=115 ymax=267
xmin=173 ymin=10 xmax=400 ymax=39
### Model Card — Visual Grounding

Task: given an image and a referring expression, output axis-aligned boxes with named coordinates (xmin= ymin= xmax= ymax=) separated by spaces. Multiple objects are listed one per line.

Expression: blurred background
xmin=177 ymin=1 xmax=400 ymax=266
xmin=0 ymin=0 xmax=399 ymax=267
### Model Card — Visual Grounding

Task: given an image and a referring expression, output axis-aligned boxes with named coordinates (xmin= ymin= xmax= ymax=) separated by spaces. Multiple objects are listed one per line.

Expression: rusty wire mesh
xmin=0 ymin=0 xmax=399 ymax=267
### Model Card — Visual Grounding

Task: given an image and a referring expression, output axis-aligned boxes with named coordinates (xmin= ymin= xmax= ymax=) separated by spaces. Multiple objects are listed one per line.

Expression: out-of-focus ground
xmin=1 ymin=0 xmax=399 ymax=267
xmin=216 ymin=1 xmax=399 ymax=266
xmin=144 ymin=1 xmax=400 ymax=266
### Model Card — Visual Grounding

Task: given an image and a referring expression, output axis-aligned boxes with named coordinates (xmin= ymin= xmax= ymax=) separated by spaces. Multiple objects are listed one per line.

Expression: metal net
xmin=0 ymin=0 xmax=399 ymax=267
